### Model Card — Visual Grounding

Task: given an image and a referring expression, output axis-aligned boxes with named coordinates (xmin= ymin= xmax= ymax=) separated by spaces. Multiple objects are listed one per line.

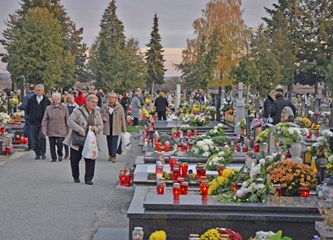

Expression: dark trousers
xmin=133 ymin=118 xmax=139 ymax=126
xmin=106 ymin=135 xmax=119 ymax=158
xmin=31 ymin=124 xmax=46 ymax=156
xmin=64 ymin=144 xmax=69 ymax=154
xmin=49 ymin=137 xmax=64 ymax=160
xmin=157 ymin=111 xmax=167 ymax=120
xmin=23 ymin=120 xmax=32 ymax=149
xmin=70 ymin=147 xmax=95 ymax=182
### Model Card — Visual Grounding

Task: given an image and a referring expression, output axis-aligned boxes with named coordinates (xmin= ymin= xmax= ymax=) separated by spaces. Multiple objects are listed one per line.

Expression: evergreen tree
xmin=7 ymin=7 xmax=64 ymax=90
xmin=145 ymin=14 xmax=166 ymax=94
xmin=89 ymin=0 xmax=146 ymax=92
xmin=2 ymin=0 xmax=88 ymax=88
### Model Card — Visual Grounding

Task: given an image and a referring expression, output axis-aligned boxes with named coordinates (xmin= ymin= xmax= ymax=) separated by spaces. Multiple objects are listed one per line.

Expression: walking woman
xmin=42 ymin=92 xmax=69 ymax=162
xmin=101 ymin=93 xmax=127 ymax=163
xmin=63 ymin=95 xmax=103 ymax=185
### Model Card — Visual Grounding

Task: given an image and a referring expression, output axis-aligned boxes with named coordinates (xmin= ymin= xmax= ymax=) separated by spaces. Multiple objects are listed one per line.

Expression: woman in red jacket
xmin=75 ymin=90 xmax=86 ymax=106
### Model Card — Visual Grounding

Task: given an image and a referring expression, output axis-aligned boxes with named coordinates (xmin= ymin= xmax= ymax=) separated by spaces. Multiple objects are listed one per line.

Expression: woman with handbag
xmin=101 ymin=92 xmax=127 ymax=163
xmin=63 ymin=95 xmax=103 ymax=185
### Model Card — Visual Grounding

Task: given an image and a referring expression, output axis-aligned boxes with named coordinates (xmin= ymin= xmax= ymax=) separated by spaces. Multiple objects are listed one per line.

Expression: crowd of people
xmin=18 ymin=84 xmax=154 ymax=185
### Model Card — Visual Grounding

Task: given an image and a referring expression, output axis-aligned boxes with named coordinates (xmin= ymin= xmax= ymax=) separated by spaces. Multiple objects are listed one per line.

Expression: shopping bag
xmin=117 ymin=132 xmax=131 ymax=155
xmin=82 ymin=128 xmax=98 ymax=160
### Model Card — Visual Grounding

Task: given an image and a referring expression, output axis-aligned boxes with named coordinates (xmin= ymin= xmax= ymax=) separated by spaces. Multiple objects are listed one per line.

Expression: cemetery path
xmin=0 ymin=133 xmax=140 ymax=240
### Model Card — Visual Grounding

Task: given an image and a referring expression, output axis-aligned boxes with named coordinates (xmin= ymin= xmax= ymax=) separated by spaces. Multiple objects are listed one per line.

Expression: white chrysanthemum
xmin=242 ymin=181 xmax=248 ymax=187
xmin=202 ymin=145 xmax=209 ymax=152
xmin=218 ymin=123 xmax=223 ymax=128
xmin=202 ymin=152 xmax=210 ymax=157
xmin=196 ymin=141 xmax=204 ymax=147
xmin=308 ymin=110 xmax=314 ymax=115
xmin=213 ymin=129 xmax=218 ymax=134
xmin=259 ymin=159 xmax=265 ymax=165
xmin=328 ymin=155 xmax=333 ymax=163
xmin=322 ymin=130 xmax=333 ymax=138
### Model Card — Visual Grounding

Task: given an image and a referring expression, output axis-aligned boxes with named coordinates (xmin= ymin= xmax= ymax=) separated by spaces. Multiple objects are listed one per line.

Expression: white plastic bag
xmin=82 ymin=127 xmax=98 ymax=159
xmin=117 ymin=132 xmax=131 ymax=155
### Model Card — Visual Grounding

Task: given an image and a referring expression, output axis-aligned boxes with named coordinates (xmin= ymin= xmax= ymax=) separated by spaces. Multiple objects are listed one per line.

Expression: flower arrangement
xmin=0 ymin=112 xmax=11 ymax=125
xmin=274 ymin=123 xmax=308 ymax=146
xmin=208 ymin=169 xmax=238 ymax=195
xmin=295 ymin=117 xmax=312 ymax=128
xmin=311 ymin=123 xmax=320 ymax=130
xmin=238 ymin=119 xmax=246 ymax=129
xmin=205 ymin=148 xmax=233 ymax=171
xmin=268 ymin=160 xmax=317 ymax=196
xmin=192 ymin=104 xmax=201 ymax=114
xmin=251 ymin=118 xmax=266 ymax=129
xmin=255 ymin=129 xmax=270 ymax=143
xmin=233 ymin=158 xmax=275 ymax=203
xmin=189 ymin=139 xmax=221 ymax=158
xmin=179 ymin=124 xmax=194 ymax=131
xmin=200 ymin=228 xmax=242 ymax=240
xmin=189 ymin=114 xmax=209 ymax=126
xmin=250 ymin=230 xmax=291 ymax=240
xmin=149 ymin=230 xmax=167 ymax=240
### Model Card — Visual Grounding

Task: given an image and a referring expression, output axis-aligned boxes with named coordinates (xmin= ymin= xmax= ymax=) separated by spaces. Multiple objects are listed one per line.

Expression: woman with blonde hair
xmin=101 ymin=92 xmax=127 ymax=162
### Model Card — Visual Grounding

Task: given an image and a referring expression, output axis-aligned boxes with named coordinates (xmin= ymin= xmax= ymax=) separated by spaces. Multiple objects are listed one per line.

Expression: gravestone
xmin=234 ymin=82 xmax=245 ymax=135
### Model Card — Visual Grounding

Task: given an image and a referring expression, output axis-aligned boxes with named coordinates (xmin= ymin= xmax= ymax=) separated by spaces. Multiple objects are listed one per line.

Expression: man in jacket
xmin=154 ymin=91 xmax=169 ymax=120
xmin=18 ymin=84 xmax=35 ymax=151
xmin=271 ymin=92 xmax=297 ymax=125
xmin=262 ymin=90 xmax=276 ymax=121
xmin=26 ymin=84 xmax=51 ymax=160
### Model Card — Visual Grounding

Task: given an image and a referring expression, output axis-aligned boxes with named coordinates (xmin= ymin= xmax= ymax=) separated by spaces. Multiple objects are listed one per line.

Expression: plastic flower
xmin=149 ymin=230 xmax=167 ymax=240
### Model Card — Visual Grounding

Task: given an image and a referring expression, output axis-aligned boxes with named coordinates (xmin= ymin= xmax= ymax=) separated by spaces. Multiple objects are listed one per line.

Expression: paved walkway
xmin=0 ymin=133 xmax=140 ymax=240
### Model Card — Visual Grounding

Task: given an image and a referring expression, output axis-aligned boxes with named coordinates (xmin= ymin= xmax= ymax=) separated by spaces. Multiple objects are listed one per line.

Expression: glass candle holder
xmin=164 ymin=143 xmax=170 ymax=152
xmin=180 ymin=181 xmax=188 ymax=195
xmin=173 ymin=182 xmax=181 ymax=200
xmin=0 ymin=126 xmax=6 ymax=135
xmin=274 ymin=184 xmax=282 ymax=196
xmin=169 ymin=158 xmax=177 ymax=171
xmin=155 ymin=161 xmax=164 ymax=180
xmin=119 ymin=172 xmax=126 ymax=186
xmin=156 ymin=182 xmax=165 ymax=195
xmin=132 ymin=227 xmax=144 ymax=240
xmin=217 ymin=165 xmax=225 ymax=176
xmin=172 ymin=166 xmax=180 ymax=182
xmin=155 ymin=142 xmax=162 ymax=152
xmin=193 ymin=130 xmax=198 ymax=137
xmin=187 ymin=130 xmax=192 ymax=138
xmin=125 ymin=172 xmax=132 ymax=187
xmin=196 ymin=164 xmax=206 ymax=180
xmin=254 ymin=143 xmax=260 ymax=153
xmin=180 ymin=162 xmax=188 ymax=178
xmin=200 ymin=182 xmax=209 ymax=200
xmin=181 ymin=144 xmax=188 ymax=153
xmin=300 ymin=186 xmax=310 ymax=198
xmin=172 ymin=130 xmax=177 ymax=138
xmin=177 ymin=177 xmax=184 ymax=185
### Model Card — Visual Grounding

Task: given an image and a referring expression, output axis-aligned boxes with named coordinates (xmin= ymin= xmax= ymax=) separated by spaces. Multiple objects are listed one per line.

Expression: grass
xmin=126 ymin=125 xmax=144 ymax=133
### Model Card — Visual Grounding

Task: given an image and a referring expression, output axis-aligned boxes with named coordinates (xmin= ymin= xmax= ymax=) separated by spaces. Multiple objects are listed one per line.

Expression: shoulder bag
xmin=72 ymin=108 xmax=88 ymax=147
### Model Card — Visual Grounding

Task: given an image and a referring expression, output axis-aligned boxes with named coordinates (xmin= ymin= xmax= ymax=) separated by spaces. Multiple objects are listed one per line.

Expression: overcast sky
xmin=0 ymin=0 xmax=277 ymax=48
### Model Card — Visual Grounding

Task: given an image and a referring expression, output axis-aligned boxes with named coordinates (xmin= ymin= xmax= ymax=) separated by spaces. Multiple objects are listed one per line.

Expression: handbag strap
xmin=77 ymin=108 xmax=88 ymax=128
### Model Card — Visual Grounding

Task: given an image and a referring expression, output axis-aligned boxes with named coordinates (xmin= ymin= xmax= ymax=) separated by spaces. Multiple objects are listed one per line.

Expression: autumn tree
xmin=6 ymin=7 xmax=64 ymax=90
xmin=180 ymin=0 xmax=248 ymax=90
xmin=145 ymin=14 xmax=166 ymax=94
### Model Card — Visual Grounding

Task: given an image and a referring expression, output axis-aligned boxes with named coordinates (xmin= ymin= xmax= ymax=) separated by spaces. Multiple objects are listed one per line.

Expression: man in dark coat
xmin=26 ymin=84 xmax=51 ymax=160
xmin=18 ymin=84 xmax=35 ymax=151
xmin=271 ymin=92 xmax=297 ymax=125
xmin=262 ymin=90 xmax=276 ymax=120
xmin=154 ymin=91 xmax=169 ymax=120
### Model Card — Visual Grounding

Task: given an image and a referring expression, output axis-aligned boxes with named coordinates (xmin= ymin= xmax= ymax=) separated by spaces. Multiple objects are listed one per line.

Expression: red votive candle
xmin=169 ymin=158 xmax=177 ymax=171
xmin=217 ymin=165 xmax=225 ymax=176
xmin=181 ymin=181 xmax=188 ymax=195
xmin=187 ymin=130 xmax=192 ymax=138
xmin=164 ymin=144 xmax=170 ymax=152
xmin=155 ymin=161 xmax=164 ymax=180
xmin=173 ymin=183 xmax=181 ymax=200
xmin=200 ymin=182 xmax=209 ymax=200
xmin=196 ymin=164 xmax=206 ymax=180
xmin=156 ymin=182 xmax=165 ymax=195
xmin=274 ymin=184 xmax=282 ymax=196
xmin=300 ymin=186 xmax=310 ymax=198
xmin=180 ymin=162 xmax=188 ymax=178
xmin=254 ymin=143 xmax=259 ymax=153
xmin=181 ymin=144 xmax=188 ymax=153
xmin=124 ymin=172 xmax=132 ymax=187
xmin=194 ymin=130 xmax=198 ymax=137
xmin=172 ymin=166 xmax=180 ymax=182
xmin=156 ymin=142 xmax=162 ymax=152
xmin=119 ymin=172 xmax=126 ymax=186
xmin=172 ymin=130 xmax=177 ymax=138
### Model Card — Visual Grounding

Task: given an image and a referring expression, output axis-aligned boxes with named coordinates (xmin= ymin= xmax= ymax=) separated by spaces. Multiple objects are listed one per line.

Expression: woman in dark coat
xmin=262 ymin=90 xmax=276 ymax=121
xmin=154 ymin=91 xmax=169 ymax=120
xmin=271 ymin=92 xmax=297 ymax=125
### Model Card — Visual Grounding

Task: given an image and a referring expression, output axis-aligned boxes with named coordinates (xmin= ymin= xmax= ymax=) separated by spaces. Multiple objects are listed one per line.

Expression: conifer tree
xmin=145 ymin=14 xmax=166 ymax=94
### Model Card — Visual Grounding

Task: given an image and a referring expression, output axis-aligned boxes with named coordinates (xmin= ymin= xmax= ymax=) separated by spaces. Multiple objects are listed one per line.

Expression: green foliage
xmin=89 ymin=0 xmax=146 ymax=92
xmin=7 ymin=7 xmax=64 ymax=90
xmin=145 ymin=14 xmax=166 ymax=93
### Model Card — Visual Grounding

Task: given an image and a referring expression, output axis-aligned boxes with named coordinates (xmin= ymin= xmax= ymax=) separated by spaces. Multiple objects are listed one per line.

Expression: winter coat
xmin=262 ymin=95 xmax=274 ymax=118
xmin=18 ymin=92 xmax=35 ymax=118
xmin=154 ymin=96 xmax=169 ymax=112
xmin=131 ymin=95 xmax=141 ymax=118
xmin=26 ymin=94 xmax=51 ymax=125
xmin=63 ymin=106 xmax=103 ymax=151
xmin=75 ymin=95 xmax=86 ymax=106
xmin=120 ymin=98 xmax=130 ymax=112
xmin=271 ymin=96 xmax=297 ymax=125
xmin=101 ymin=102 xmax=126 ymax=136
xmin=42 ymin=103 xmax=69 ymax=137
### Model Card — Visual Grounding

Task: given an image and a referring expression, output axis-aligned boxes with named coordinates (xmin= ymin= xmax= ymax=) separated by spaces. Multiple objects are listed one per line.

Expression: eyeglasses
xmin=89 ymin=101 xmax=98 ymax=104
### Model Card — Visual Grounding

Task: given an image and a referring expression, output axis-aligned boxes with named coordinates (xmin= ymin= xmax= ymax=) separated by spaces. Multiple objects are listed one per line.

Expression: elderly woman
xmin=131 ymin=89 xmax=141 ymax=126
xmin=63 ymin=95 xmax=103 ymax=185
xmin=42 ymin=92 xmax=69 ymax=162
xmin=101 ymin=93 xmax=127 ymax=163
